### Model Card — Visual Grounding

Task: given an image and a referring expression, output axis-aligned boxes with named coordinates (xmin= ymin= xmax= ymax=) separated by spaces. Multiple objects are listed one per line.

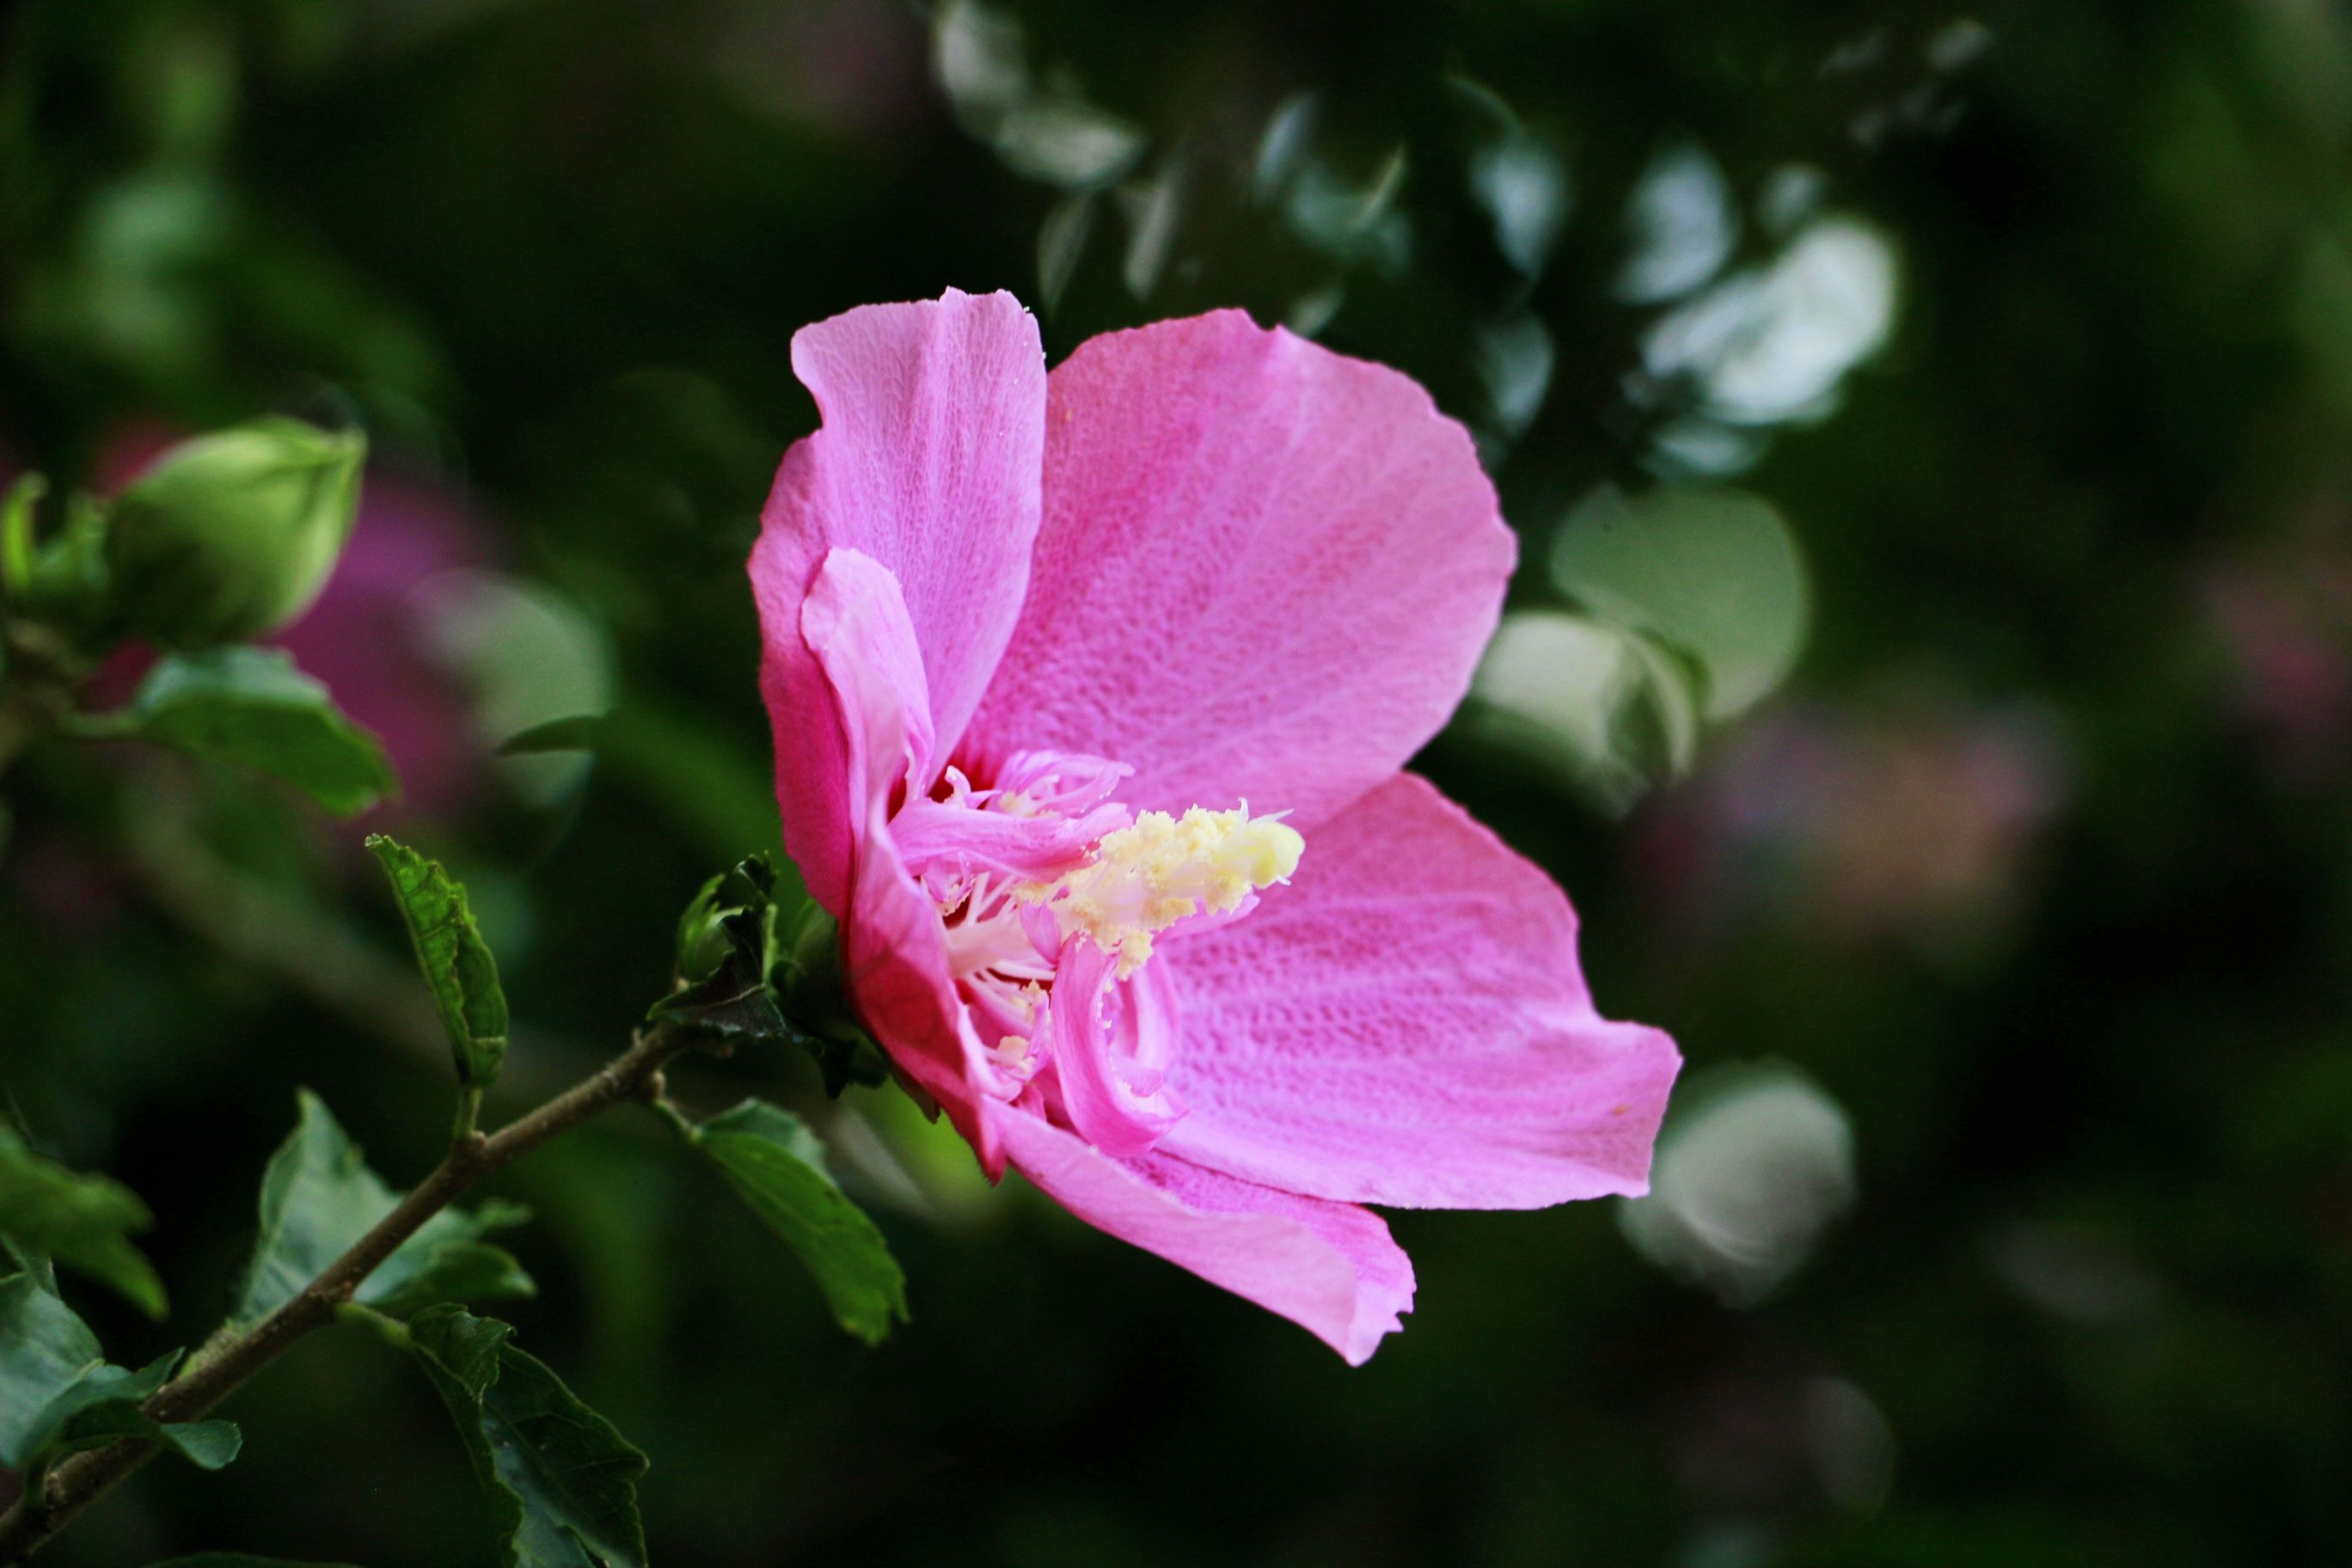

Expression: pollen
xmin=1049 ymin=805 xmax=1304 ymax=978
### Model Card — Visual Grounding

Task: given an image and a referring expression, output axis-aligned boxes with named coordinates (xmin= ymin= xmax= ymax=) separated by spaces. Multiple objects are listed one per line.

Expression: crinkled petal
xmin=1047 ymin=940 xmax=1183 ymax=1158
xmin=964 ymin=309 xmax=1513 ymax=832
xmin=993 ymin=1106 xmax=1414 ymax=1364
xmin=1156 ymin=773 xmax=1681 ymax=1209
xmin=752 ymin=289 xmax=1045 ymax=911
xmin=800 ymin=548 xmax=1003 ymax=1167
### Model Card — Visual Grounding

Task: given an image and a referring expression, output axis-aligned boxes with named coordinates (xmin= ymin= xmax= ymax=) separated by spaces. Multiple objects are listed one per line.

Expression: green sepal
xmin=2 ymin=475 xmax=113 ymax=638
xmin=405 ymin=1304 xmax=649 ymax=1568
xmin=67 ymin=646 xmax=397 ymax=817
xmin=232 ymin=1091 xmax=534 ymax=1326
xmin=648 ymin=856 xmax=791 ymax=1047
xmin=0 ymin=1274 xmax=240 ymax=1473
xmin=0 ymin=1120 xmax=168 ymax=1318
xmin=364 ymin=835 xmax=510 ymax=1098
xmin=648 ymin=855 xmax=887 ymax=1093
xmin=680 ymin=1099 xmax=907 ymax=1344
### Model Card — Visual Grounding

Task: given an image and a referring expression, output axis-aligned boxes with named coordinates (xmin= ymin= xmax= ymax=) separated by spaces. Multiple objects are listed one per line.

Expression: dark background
xmin=5 ymin=1 xmax=2351 ymax=1564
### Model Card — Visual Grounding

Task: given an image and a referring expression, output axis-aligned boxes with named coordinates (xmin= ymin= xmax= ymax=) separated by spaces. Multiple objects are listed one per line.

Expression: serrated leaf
xmin=69 ymin=647 xmax=397 ymax=817
xmin=364 ymin=835 xmax=510 ymax=1094
xmin=0 ymin=1121 xmax=168 ymax=1318
xmin=369 ymin=1241 xmax=536 ymax=1318
xmin=407 ymin=1305 xmax=648 ymax=1568
xmin=687 ymin=1100 xmax=906 ymax=1344
xmin=234 ymin=1092 xmax=534 ymax=1326
xmin=0 ymin=1275 xmax=239 ymax=1472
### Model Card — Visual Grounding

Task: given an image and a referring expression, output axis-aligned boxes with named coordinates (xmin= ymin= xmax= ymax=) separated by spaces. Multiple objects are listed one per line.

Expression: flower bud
xmin=102 ymin=417 xmax=365 ymax=648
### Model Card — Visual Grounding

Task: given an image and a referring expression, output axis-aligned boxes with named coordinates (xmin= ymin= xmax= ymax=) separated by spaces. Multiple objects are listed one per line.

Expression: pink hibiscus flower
xmin=750 ymin=289 xmax=1680 ymax=1362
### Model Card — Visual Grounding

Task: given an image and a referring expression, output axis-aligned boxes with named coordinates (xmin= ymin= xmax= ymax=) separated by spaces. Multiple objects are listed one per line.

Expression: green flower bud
xmin=102 ymin=417 xmax=365 ymax=648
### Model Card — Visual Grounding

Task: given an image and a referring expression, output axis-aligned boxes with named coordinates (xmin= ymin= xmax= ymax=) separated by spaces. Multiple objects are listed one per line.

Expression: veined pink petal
xmin=801 ymin=548 xmax=1002 ymax=1165
xmin=963 ymin=309 xmax=1514 ymax=832
xmin=993 ymin=1106 xmax=1415 ymax=1364
xmin=1156 ymin=774 xmax=1682 ymax=1209
xmin=752 ymin=289 xmax=1046 ymax=912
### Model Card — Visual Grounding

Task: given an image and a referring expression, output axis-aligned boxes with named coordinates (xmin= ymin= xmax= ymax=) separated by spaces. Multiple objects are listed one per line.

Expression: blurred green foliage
xmin=5 ymin=0 xmax=2352 ymax=1565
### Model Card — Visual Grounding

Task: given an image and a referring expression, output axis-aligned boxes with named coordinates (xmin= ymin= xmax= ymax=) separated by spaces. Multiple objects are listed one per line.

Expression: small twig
xmin=0 ymin=1024 xmax=695 ymax=1565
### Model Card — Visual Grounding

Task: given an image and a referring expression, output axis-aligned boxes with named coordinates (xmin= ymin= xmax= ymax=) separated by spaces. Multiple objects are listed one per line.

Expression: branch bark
xmin=0 ymin=1024 xmax=695 ymax=1565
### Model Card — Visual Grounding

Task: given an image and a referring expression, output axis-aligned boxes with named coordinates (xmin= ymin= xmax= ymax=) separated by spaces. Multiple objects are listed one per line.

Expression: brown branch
xmin=0 ymin=1024 xmax=695 ymax=1565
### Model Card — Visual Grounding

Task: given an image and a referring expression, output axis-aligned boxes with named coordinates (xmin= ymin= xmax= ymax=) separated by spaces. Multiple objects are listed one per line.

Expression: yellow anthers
xmin=1050 ymin=805 xmax=1304 ymax=978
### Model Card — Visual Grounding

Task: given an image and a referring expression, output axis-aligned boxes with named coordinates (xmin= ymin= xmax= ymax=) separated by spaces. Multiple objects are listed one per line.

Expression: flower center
xmin=889 ymin=748 xmax=1301 ymax=1154
xmin=1029 ymin=806 xmax=1303 ymax=979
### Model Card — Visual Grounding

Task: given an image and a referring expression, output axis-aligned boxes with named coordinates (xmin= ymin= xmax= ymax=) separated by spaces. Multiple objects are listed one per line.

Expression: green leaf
xmin=0 ymin=1275 xmax=240 ymax=1472
xmin=0 ymin=1270 xmax=101 ymax=1464
xmin=4 ymin=1234 xmax=60 ymax=1294
xmin=143 ymin=1557 xmax=367 ymax=1567
xmin=685 ymin=1100 xmax=907 ymax=1344
xmin=496 ymin=714 xmax=608 ymax=755
xmin=369 ymin=1241 xmax=536 ymax=1319
xmin=406 ymin=1305 xmax=649 ymax=1568
xmin=68 ymin=647 xmax=397 ymax=817
xmin=364 ymin=835 xmax=510 ymax=1095
xmin=0 ymin=1121 xmax=168 ymax=1318
xmin=233 ymin=1092 xmax=534 ymax=1326
xmin=1551 ymin=485 xmax=1810 ymax=721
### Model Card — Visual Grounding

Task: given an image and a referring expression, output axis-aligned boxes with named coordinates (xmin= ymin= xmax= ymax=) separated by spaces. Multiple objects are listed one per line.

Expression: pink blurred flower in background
xmin=751 ymin=289 xmax=1680 ymax=1361
xmin=1639 ymin=695 xmax=2069 ymax=959
xmin=2202 ymin=542 xmax=2352 ymax=786
xmin=272 ymin=470 xmax=494 ymax=820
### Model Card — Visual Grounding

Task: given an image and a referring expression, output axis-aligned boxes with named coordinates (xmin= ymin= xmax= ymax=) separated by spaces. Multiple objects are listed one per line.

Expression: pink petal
xmin=1155 ymin=774 xmax=1682 ymax=1210
xmin=963 ymin=309 xmax=1514 ymax=831
xmin=752 ymin=289 xmax=1046 ymax=911
xmin=1045 ymin=940 xmax=1183 ymax=1158
xmin=799 ymin=548 xmax=935 ymax=810
xmin=992 ymin=1106 xmax=1415 ymax=1364
xmin=800 ymin=548 xmax=1002 ymax=1166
